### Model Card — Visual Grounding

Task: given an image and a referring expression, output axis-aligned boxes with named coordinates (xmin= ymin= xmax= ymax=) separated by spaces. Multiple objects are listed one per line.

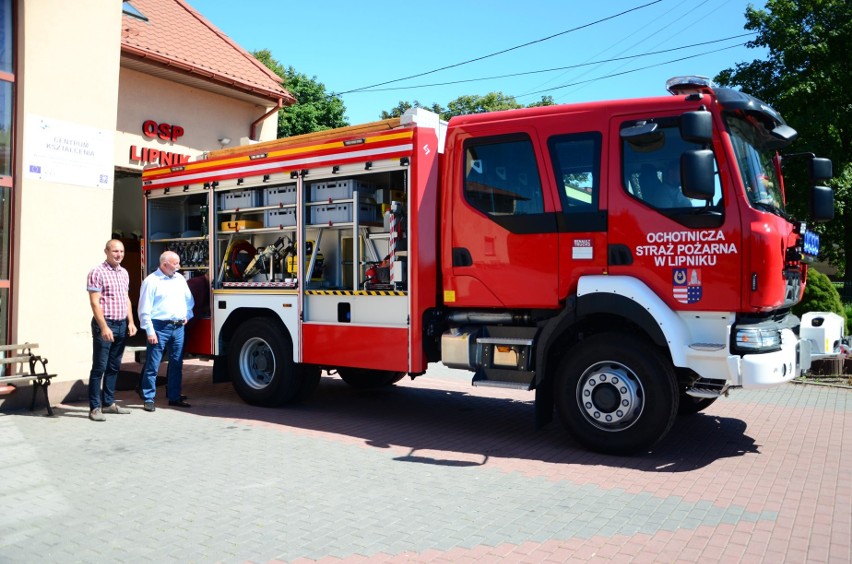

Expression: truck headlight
xmin=735 ymin=327 xmax=782 ymax=352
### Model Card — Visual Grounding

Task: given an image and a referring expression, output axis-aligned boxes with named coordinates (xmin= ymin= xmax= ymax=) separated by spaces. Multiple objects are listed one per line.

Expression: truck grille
xmin=783 ymin=268 xmax=802 ymax=308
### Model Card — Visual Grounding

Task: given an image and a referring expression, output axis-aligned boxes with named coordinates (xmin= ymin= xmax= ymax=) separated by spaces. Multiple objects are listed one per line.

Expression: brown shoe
xmin=102 ymin=403 xmax=131 ymax=414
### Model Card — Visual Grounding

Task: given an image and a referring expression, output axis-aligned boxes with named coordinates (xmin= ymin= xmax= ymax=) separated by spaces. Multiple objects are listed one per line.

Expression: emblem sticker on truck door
xmin=673 ymin=268 xmax=702 ymax=303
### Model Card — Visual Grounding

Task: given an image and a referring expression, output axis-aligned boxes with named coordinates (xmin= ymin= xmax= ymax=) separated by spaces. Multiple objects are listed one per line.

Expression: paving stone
xmin=0 ymin=359 xmax=849 ymax=562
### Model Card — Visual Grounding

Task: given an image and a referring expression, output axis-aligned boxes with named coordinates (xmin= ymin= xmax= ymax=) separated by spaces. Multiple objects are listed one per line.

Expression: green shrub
xmin=845 ymin=303 xmax=852 ymax=335
xmin=793 ymin=269 xmax=847 ymax=329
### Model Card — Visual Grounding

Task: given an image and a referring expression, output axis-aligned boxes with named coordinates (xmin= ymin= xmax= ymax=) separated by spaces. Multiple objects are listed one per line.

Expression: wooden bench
xmin=0 ymin=343 xmax=56 ymax=416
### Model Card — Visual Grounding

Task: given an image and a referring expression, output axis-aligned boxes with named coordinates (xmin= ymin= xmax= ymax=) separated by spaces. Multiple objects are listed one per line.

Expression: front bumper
xmin=735 ymin=327 xmax=807 ymax=388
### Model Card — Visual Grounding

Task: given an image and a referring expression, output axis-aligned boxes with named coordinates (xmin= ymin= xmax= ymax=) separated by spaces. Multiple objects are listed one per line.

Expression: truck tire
xmin=337 ymin=368 xmax=405 ymax=389
xmin=229 ymin=319 xmax=301 ymax=406
xmin=677 ymin=394 xmax=717 ymax=415
xmin=554 ymin=333 xmax=679 ymax=455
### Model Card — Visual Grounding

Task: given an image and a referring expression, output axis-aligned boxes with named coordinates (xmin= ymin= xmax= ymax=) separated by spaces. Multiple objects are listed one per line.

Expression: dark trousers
xmin=140 ymin=320 xmax=185 ymax=402
xmin=88 ymin=318 xmax=128 ymax=410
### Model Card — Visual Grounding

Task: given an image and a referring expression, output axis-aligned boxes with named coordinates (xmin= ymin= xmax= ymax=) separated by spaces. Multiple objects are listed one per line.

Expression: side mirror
xmin=681 ymin=150 xmax=715 ymax=200
xmin=810 ymin=185 xmax=834 ymax=222
xmin=810 ymin=157 xmax=833 ymax=183
xmin=679 ymin=111 xmax=713 ymax=144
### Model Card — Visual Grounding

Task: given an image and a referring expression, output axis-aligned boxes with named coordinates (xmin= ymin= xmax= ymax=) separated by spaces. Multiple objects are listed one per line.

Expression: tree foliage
xmin=714 ymin=0 xmax=852 ymax=279
xmin=381 ymin=93 xmax=554 ymax=121
xmin=380 ymin=100 xmax=444 ymax=120
xmin=253 ymin=49 xmax=348 ymax=137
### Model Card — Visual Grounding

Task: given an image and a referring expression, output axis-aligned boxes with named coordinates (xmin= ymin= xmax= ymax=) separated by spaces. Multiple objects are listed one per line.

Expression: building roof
xmin=120 ymin=0 xmax=295 ymax=106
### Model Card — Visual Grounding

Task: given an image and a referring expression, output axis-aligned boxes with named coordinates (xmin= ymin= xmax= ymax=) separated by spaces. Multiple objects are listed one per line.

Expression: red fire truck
xmin=141 ymin=77 xmax=833 ymax=454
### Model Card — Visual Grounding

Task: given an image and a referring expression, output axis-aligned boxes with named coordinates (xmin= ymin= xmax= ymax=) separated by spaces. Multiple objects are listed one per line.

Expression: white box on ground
xmin=801 ymin=311 xmax=845 ymax=355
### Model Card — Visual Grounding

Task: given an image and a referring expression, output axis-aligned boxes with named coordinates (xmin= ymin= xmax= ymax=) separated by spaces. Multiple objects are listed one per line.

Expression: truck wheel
xmin=229 ymin=319 xmax=300 ymax=406
xmin=554 ymin=333 xmax=678 ymax=455
xmin=677 ymin=394 xmax=717 ymax=416
xmin=337 ymin=368 xmax=405 ymax=389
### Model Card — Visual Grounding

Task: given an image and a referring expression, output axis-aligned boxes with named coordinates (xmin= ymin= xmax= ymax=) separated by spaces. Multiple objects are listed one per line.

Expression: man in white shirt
xmin=138 ymin=251 xmax=194 ymax=412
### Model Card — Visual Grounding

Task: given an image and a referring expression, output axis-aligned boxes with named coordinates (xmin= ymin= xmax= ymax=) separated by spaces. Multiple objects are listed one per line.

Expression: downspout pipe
xmin=251 ymin=98 xmax=283 ymax=141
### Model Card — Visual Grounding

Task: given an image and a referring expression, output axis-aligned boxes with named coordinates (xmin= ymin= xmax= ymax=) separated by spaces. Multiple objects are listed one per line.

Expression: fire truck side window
xmin=548 ymin=132 xmax=601 ymax=213
xmin=463 ymin=135 xmax=544 ymax=217
xmin=621 ymin=121 xmax=723 ymax=213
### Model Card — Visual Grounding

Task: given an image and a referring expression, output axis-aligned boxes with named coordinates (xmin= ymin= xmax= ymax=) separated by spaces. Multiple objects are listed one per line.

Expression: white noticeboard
xmin=23 ymin=114 xmax=113 ymax=189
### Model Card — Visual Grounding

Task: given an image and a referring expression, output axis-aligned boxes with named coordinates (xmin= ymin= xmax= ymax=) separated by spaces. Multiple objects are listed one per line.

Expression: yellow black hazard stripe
xmin=305 ymin=289 xmax=407 ymax=297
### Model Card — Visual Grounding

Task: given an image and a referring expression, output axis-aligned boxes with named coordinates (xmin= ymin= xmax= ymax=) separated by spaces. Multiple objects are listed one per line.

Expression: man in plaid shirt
xmin=86 ymin=239 xmax=138 ymax=421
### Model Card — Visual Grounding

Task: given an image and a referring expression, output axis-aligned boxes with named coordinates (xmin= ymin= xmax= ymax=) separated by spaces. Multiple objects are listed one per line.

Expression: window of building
xmin=0 ymin=0 xmax=13 ymax=344
xmin=0 ymin=0 xmax=11 ymax=74
xmin=122 ymin=2 xmax=149 ymax=22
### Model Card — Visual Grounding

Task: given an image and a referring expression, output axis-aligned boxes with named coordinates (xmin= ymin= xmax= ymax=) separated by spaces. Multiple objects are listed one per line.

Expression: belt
xmin=153 ymin=319 xmax=184 ymax=328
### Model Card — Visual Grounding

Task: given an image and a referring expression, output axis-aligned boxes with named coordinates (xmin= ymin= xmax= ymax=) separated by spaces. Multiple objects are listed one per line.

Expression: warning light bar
xmin=666 ymin=76 xmax=716 ymax=96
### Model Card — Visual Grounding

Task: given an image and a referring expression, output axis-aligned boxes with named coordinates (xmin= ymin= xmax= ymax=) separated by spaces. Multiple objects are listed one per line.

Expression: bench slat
xmin=0 ymin=374 xmax=56 ymax=384
xmin=0 ymin=355 xmax=36 ymax=364
xmin=0 ymin=343 xmax=38 ymax=352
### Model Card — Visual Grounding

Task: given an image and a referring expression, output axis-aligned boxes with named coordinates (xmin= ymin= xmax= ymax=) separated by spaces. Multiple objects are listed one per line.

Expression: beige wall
xmin=115 ymin=67 xmax=278 ymax=168
xmin=7 ymin=1 xmax=281 ymax=403
xmin=13 ymin=0 xmax=123 ymax=391
xmin=113 ymin=68 xmax=279 ymax=238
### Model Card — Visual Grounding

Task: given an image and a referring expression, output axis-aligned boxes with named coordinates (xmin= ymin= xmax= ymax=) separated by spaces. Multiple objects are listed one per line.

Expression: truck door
xmin=607 ymin=113 xmax=741 ymax=312
xmin=547 ymin=131 xmax=609 ymax=297
xmin=448 ymin=132 xmax=559 ymax=308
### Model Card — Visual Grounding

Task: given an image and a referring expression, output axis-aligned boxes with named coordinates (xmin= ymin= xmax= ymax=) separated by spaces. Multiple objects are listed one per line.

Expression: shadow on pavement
xmin=115 ymin=360 xmax=761 ymax=472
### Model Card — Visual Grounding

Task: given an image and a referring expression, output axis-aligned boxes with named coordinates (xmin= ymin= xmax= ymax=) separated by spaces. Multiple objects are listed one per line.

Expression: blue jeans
xmin=89 ymin=318 xmax=128 ymax=410
xmin=141 ymin=320 xmax=185 ymax=402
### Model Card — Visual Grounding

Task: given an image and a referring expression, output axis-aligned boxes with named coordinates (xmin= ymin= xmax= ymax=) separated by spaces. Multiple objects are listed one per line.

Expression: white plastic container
xmin=801 ymin=311 xmax=845 ymax=355
xmin=263 ymin=184 xmax=296 ymax=206
xmin=218 ymin=189 xmax=259 ymax=210
xmin=265 ymin=207 xmax=296 ymax=227
xmin=309 ymin=179 xmax=374 ymax=202
xmin=311 ymin=203 xmax=376 ymax=225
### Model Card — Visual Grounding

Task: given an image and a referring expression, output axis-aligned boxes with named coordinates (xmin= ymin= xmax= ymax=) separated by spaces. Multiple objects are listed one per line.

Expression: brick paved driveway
xmin=1 ymin=360 xmax=850 ymax=563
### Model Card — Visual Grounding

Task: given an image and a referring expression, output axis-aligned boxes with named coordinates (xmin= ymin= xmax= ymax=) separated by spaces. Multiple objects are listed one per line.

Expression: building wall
xmin=13 ymin=0 xmax=123 ymax=394
xmin=5 ymin=1 xmax=281 ymax=407
xmin=113 ymin=67 xmax=279 ymax=238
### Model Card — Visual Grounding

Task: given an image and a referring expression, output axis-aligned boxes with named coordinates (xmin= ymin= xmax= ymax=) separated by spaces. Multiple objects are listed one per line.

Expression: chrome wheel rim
xmin=238 ymin=337 xmax=276 ymax=390
xmin=576 ymin=361 xmax=644 ymax=432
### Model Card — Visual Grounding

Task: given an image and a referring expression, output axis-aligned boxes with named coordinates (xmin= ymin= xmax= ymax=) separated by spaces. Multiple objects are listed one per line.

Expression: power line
xmin=333 ymin=0 xmax=663 ymax=96
xmin=342 ymin=33 xmax=754 ymax=94
xmin=517 ymin=43 xmax=744 ymax=98
xmin=538 ymin=0 xmax=716 ymax=103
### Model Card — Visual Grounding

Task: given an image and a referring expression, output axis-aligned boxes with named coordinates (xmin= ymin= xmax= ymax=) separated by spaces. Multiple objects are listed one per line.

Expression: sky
xmin=188 ymin=0 xmax=768 ymax=126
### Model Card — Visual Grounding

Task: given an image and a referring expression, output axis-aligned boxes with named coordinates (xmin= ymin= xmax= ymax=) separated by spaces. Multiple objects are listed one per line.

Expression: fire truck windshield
xmin=725 ymin=114 xmax=786 ymax=216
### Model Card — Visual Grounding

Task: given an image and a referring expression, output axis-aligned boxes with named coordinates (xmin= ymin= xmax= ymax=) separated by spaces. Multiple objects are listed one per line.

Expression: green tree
xmin=380 ymin=100 xmax=444 ymax=120
xmin=714 ymin=0 xmax=852 ymax=280
xmin=444 ymin=92 xmax=523 ymax=118
xmin=381 ymin=93 xmax=554 ymax=122
xmin=253 ymin=49 xmax=348 ymax=137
